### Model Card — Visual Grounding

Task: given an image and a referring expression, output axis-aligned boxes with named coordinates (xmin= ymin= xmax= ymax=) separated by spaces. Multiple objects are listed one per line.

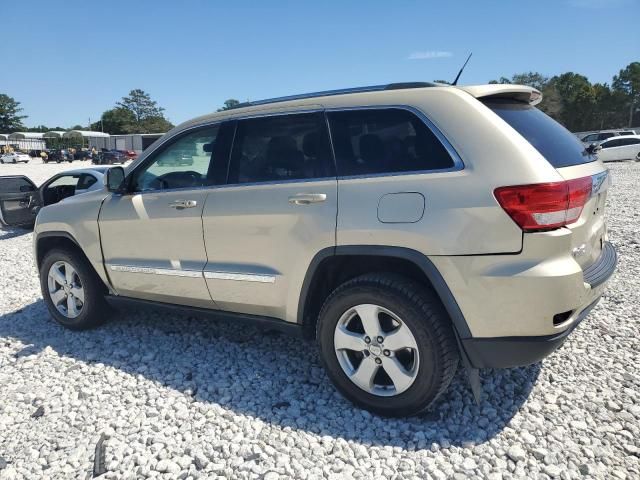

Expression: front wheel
xmin=317 ymin=273 xmax=459 ymax=417
xmin=40 ymin=249 xmax=109 ymax=330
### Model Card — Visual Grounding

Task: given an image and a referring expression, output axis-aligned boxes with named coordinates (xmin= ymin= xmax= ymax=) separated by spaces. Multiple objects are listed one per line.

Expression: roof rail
xmin=239 ymin=82 xmax=438 ymax=108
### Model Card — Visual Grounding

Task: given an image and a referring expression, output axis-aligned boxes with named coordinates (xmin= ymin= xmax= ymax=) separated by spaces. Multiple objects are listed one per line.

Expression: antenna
xmin=452 ymin=53 xmax=472 ymax=86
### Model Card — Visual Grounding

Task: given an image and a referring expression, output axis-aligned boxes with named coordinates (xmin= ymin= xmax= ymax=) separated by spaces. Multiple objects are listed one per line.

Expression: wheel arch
xmin=298 ymin=245 xmax=471 ymax=339
xmin=35 ymin=231 xmax=109 ymax=293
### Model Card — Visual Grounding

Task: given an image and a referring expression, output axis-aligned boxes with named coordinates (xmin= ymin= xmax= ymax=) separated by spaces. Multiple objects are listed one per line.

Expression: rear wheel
xmin=317 ymin=273 xmax=459 ymax=416
xmin=40 ymin=249 xmax=109 ymax=330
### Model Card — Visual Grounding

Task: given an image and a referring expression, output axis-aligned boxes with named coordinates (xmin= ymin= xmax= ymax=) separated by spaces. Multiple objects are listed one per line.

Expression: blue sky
xmin=1 ymin=0 xmax=638 ymax=128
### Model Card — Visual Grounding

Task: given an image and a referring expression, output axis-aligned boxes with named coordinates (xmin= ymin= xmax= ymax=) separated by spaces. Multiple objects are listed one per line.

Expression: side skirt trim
xmin=105 ymin=295 xmax=303 ymax=337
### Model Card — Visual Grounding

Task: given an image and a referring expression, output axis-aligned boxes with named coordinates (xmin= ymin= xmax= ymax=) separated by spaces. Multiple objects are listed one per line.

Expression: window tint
xmin=601 ymin=139 xmax=624 ymax=148
xmin=621 ymin=138 xmax=640 ymax=146
xmin=227 ymin=113 xmax=333 ymax=184
xmin=133 ymin=126 xmax=219 ymax=191
xmin=48 ymin=175 xmax=80 ymax=188
xmin=582 ymin=134 xmax=598 ymax=142
xmin=485 ymin=101 xmax=596 ymax=168
xmin=618 ymin=131 xmax=634 ymax=136
xmin=597 ymin=133 xmax=616 ymax=141
xmin=327 ymin=108 xmax=454 ymax=176
xmin=76 ymin=174 xmax=97 ymax=190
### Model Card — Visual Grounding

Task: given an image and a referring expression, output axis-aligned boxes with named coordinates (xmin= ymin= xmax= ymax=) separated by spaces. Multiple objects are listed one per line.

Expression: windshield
xmin=484 ymin=100 xmax=597 ymax=168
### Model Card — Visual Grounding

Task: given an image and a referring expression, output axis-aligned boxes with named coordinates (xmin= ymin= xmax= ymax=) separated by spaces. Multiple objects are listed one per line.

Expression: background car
xmin=1 ymin=152 xmax=31 ymax=164
xmin=119 ymin=149 xmax=138 ymax=160
xmin=597 ymin=135 xmax=640 ymax=162
xmin=581 ymin=130 xmax=637 ymax=144
xmin=0 ymin=166 xmax=110 ymax=227
xmin=43 ymin=149 xmax=71 ymax=163
xmin=93 ymin=149 xmax=129 ymax=165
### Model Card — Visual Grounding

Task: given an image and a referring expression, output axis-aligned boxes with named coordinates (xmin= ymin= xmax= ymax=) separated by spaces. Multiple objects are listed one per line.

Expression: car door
xmin=98 ymin=124 xmax=225 ymax=308
xmin=598 ymin=138 xmax=624 ymax=161
xmin=619 ymin=138 xmax=640 ymax=160
xmin=201 ymin=112 xmax=337 ymax=322
xmin=0 ymin=176 xmax=41 ymax=227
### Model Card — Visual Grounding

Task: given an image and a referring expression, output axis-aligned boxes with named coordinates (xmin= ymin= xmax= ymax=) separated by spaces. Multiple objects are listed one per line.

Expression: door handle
xmin=168 ymin=199 xmax=197 ymax=209
xmin=288 ymin=193 xmax=327 ymax=205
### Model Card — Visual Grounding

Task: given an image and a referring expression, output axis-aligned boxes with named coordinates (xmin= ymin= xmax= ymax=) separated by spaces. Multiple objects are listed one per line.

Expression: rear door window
xmin=227 ymin=112 xmax=334 ymax=184
xmin=485 ymin=100 xmax=597 ymax=168
xmin=601 ymin=139 xmax=624 ymax=149
xmin=327 ymin=108 xmax=454 ymax=176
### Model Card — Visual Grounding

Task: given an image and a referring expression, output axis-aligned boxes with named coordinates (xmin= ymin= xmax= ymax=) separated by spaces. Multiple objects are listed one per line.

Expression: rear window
xmin=485 ymin=101 xmax=597 ymax=168
xmin=327 ymin=108 xmax=454 ymax=176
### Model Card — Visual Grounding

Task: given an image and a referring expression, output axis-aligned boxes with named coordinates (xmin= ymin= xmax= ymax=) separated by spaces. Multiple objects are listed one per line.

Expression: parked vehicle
xmin=29 ymin=149 xmax=45 ymax=158
xmin=580 ymin=130 xmax=637 ymax=144
xmin=93 ymin=150 xmax=128 ymax=165
xmin=1 ymin=152 xmax=31 ymax=164
xmin=73 ymin=149 xmax=93 ymax=160
xmin=0 ymin=82 xmax=617 ymax=416
xmin=0 ymin=167 xmax=109 ymax=226
xmin=44 ymin=149 xmax=70 ymax=164
xmin=119 ymin=149 xmax=138 ymax=160
xmin=597 ymin=135 xmax=640 ymax=162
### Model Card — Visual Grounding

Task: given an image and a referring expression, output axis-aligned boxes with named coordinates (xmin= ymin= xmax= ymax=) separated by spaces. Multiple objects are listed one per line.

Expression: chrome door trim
xmin=203 ymin=271 xmax=276 ymax=283
xmin=108 ymin=264 xmax=202 ymax=278
xmin=108 ymin=264 xmax=276 ymax=283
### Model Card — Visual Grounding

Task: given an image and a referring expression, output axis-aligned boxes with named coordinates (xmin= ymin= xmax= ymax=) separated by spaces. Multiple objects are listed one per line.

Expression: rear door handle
xmin=288 ymin=193 xmax=327 ymax=205
xmin=168 ymin=199 xmax=197 ymax=209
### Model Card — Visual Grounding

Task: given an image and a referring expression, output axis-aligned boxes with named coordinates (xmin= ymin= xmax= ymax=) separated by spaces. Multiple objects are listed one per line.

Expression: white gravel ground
xmin=0 ymin=159 xmax=639 ymax=479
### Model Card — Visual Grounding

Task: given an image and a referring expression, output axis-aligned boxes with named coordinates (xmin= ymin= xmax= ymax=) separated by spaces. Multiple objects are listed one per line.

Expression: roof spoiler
xmin=459 ymin=84 xmax=543 ymax=105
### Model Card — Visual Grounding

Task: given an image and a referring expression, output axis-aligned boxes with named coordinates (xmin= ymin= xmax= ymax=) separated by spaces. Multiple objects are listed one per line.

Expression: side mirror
xmin=586 ymin=142 xmax=602 ymax=154
xmin=105 ymin=167 xmax=126 ymax=193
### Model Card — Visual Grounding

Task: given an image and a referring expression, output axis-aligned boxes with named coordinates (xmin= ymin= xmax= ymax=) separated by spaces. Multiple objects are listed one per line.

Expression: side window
xmin=132 ymin=125 xmax=219 ymax=191
xmin=583 ymin=134 xmax=597 ymax=142
xmin=602 ymin=139 xmax=623 ymax=149
xmin=327 ymin=108 xmax=454 ymax=176
xmin=621 ymin=138 xmax=640 ymax=146
xmin=76 ymin=174 xmax=97 ymax=190
xmin=227 ymin=113 xmax=333 ymax=184
xmin=48 ymin=175 xmax=80 ymax=188
xmin=597 ymin=133 xmax=615 ymax=141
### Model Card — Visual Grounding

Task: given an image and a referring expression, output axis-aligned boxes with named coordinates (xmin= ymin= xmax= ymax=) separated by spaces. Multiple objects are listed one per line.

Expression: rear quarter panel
xmin=323 ymin=88 xmax=564 ymax=255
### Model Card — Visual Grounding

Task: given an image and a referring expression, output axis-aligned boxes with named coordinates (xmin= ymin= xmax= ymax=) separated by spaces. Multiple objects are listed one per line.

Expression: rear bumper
xmin=461 ymin=297 xmax=600 ymax=368
xmin=459 ymin=241 xmax=617 ymax=368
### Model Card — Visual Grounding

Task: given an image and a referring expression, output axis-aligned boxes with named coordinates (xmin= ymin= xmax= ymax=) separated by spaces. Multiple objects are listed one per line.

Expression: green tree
xmin=612 ymin=62 xmax=640 ymax=127
xmin=0 ymin=94 xmax=27 ymax=131
xmin=117 ymin=89 xmax=165 ymax=122
xmin=138 ymin=116 xmax=174 ymax=134
xmin=217 ymin=99 xmax=241 ymax=112
xmin=91 ymin=107 xmax=136 ymax=134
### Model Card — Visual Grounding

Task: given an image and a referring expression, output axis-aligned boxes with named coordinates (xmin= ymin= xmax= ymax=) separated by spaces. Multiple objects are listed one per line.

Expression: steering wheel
xmin=151 ymin=171 xmax=204 ymax=190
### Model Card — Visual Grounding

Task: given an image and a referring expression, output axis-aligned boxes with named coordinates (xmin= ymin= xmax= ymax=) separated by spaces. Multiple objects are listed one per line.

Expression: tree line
xmin=0 ymin=89 xmax=174 ymax=134
xmin=1 ymin=62 xmax=638 ymax=135
xmin=488 ymin=62 xmax=639 ymax=132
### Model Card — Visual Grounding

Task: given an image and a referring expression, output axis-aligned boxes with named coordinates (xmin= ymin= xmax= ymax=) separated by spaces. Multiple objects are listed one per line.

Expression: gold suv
xmin=1 ymin=82 xmax=617 ymax=415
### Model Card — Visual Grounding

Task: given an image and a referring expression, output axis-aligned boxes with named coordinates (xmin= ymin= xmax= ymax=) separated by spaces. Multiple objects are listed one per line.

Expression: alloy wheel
xmin=47 ymin=261 xmax=85 ymax=318
xmin=333 ymin=304 xmax=420 ymax=396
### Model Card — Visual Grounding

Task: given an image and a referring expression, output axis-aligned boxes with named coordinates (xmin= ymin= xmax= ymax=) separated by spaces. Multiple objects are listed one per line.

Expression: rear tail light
xmin=494 ymin=176 xmax=592 ymax=232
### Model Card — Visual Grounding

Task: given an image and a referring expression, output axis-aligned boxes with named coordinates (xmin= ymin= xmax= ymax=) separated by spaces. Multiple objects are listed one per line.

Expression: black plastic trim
xmin=583 ymin=241 xmax=617 ymax=288
xmin=35 ymin=231 xmax=81 ymax=265
xmin=461 ymin=297 xmax=601 ymax=368
xmin=297 ymin=245 xmax=472 ymax=339
xmin=105 ymin=295 xmax=304 ymax=337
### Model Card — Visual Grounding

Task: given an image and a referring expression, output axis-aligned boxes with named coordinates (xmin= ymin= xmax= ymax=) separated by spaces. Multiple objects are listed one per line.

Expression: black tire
xmin=317 ymin=273 xmax=459 ymax=417
xmin=39 ymin=248 xmax=109 ymax=330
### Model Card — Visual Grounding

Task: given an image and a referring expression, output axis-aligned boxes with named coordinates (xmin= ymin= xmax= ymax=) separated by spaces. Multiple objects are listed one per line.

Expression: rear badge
xmin=572 ymin=243 xmax=588 ymax=259
xmin=591 ymin=171 xmax=608 ymax=197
